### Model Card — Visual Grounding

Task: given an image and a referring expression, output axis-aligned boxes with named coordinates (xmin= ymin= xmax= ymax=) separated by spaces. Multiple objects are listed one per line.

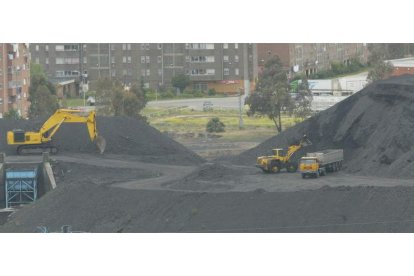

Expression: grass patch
xmin=144 ymin=106 xmax=305 ymax=143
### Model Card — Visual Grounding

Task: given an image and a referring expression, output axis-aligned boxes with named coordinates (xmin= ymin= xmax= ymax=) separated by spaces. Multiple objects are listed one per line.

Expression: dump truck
xmin=256 ymin=135 xmax=312 ymax=173
xmin=299 ymin=149 xmax=343 ymax=178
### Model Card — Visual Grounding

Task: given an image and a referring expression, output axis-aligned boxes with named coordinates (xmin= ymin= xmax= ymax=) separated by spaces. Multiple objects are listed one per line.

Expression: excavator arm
xmin=39 ymin=109 xmax=99 ymax=142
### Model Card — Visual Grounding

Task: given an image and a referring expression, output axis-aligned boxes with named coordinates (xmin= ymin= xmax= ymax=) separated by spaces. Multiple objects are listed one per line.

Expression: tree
xmin=28 ymin=63 xmax=58 ymax=118
xmin=206 ymin=117 xmax=225 ymax=133
xmin=3 ymin=109 xmax=21 ymax=120
xmin=245 ymin=56 xmax=292 ymax=133
xmin=171 ymin=74 xmax=190 ymax=94
xmin=29 ymin=85 xmax=59 ymax=117
xmin=291 ymin=78 xmax=313 ymax=120
xmin=367 ymin=61 xmax=394 ymax=82
xmin=95 ymin=78 xmax=147 ymax=118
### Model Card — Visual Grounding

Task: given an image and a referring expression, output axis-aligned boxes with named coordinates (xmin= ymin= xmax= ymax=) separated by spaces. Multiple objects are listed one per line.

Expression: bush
xmin=193 ymin=90 xmax=205 ymax=98
xmin=206 ymin=117 xmax=225 ymax=133
xmin=208 ymin=88 xmax=217 ymax=96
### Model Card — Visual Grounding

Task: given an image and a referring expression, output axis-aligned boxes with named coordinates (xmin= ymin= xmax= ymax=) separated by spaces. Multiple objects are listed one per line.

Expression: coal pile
xmin=4 ymin=183 xmax=414 ymax=232
xmin=232 ymin=75 xmax=414 ymax=178
xmin=0 ymin=116 xmax=204 ymax=165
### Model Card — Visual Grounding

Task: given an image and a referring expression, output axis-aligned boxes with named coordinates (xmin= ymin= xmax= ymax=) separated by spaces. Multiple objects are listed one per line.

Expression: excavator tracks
xmin=17 ymin=144 xmax=59 ymax=155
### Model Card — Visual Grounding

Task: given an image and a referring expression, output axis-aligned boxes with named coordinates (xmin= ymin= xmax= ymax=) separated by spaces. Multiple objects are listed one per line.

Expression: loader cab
xmin=272 ymin=148 xmax=285 ymax=158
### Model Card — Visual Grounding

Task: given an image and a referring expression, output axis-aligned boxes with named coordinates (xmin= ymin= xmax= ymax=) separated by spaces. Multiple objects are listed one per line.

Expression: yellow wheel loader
xmin=256 ymin=135 xmax=312 ymax=173
xmin=7 ymin=109 xmax=106 ymax=155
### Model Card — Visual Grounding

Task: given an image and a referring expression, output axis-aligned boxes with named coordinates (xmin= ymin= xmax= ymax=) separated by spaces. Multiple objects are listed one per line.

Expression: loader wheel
xmin=269 ymin=161 xmax=281 ymax=174
xmin=286 ymin=162 xmax=298 ymax=173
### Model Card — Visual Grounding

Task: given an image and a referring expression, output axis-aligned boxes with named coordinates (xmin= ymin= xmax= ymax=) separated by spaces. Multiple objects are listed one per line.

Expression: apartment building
xmin=0 ymin=43 xmax=30 ymax=118
xmin=257 ymin=43 xmax=369 ymax=78
xmin=30 ymin=43 xmax=257 ymax=95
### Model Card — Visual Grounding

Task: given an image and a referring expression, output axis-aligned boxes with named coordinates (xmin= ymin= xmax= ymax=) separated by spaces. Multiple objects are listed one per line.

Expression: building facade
xmin=0 ymin=43 xmax=30 ymax=118
xmin=30 ymin=43 xmax=257 ymax=95
xmin=257 ymin=43 xmax=369 ymax=78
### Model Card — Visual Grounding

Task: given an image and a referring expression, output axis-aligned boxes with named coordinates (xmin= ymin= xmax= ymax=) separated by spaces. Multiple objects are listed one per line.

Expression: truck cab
xmin=299 ymin=157 xmax=323 ymax=178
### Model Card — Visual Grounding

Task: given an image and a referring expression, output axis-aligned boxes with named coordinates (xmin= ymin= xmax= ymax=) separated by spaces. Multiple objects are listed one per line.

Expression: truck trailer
xmin=299 ymin=149 xmax=343 ymax=178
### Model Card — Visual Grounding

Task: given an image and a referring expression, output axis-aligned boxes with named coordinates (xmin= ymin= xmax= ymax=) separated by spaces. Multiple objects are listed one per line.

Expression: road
xmin=147 ymin=96 xmax=243 ymax=111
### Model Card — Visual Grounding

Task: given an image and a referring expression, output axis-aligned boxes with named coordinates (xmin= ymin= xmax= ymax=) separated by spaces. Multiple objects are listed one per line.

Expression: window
xmin=146 ymin=69 xmax=150 ymax=76
xmin=158 ymin=69 xmax=162 ymax=76
xmin=64 ymin=44 xmax=79 ymax=51
xmin=110 ymin=44 xmax=115 ymax=51
xmin=146 ymin=56 xmax=150 ymax=63
xmin=122 ymin=44 xmax=126 ymax=50
xmin=123 ymin=56 xmax=127 ymax=63
xmin=224 ymin=68 xmax=230 ymax=75
xmin=185 ymin=56 xmax=190 ymax=62
xmin=223 ymin=43 xmax=228 ymax=49
xmin=234 ymin=55 xmax=239 ymax=62
xmin=55 ymin=45 xmax=64 ymax=51
xmin=158 ymin=56 xmax=162 ymax=63
xmin=141 ymin=44 xmax=145 ymax=50
xmin=83 ymin=57 xmax=87 ymax=64
xmin=206 ymin=56 xmax=215 ymax=62
xmin=111 ymin=70 xmax=116 ymax=77
xmin=56 ymin=71 xmax=64 ymax=77
xmin=111 ymin=56 xmax=115 ymax=64
xmin=141 ymin=56 xmax=145 ymax=63
xmin=234 ymin=43 xmax=238 ymax=49
xmin=122 ymin=69 xmax=127 ymax=76
xmin=144 ymin=83 xmax=149 ymax=89
xmin=206 ymin=69 xmax=215 ymax=75
xmin=157 ymin=44 xmax=162 ymax=49
xmin=127 ymin=43 xmax=131 ymax=50
xmin=45 ymin=45 xmax=49 ymax=51
xmin=35 ymin=45 xmax=39 ymax=51
xmin=127 ymin=56 xmax=131 ymax=63
xmin=185 ymin=43 xmax=190 ymax=49
xmin=56 ymin=58 xmax=64 ymax=64
xmin=206 ymin=44 xmax=214 ymax=49
xmin=141 ymin=69 xmax=146 ymax=76
xmin=235 ymin=68 xmax=239 ymax=75
xmin=223 ymin=56 xmax=229 ymax=62
xmin=145 ymin=44 xmax=150 ymax=50
xmin=127 ymin=69 xmax=132 ymax=76
xmin=45 ymin=57 xmax=49 ymax=64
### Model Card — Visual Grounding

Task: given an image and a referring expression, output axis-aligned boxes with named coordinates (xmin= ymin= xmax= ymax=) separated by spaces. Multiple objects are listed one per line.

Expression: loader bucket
xmin=95 ymin=135 xmax=106 ymax=154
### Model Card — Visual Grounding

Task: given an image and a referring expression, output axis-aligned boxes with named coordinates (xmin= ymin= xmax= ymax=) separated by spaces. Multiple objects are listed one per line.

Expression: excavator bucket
xmin=95 ymin=135 xmax=106 ymax=154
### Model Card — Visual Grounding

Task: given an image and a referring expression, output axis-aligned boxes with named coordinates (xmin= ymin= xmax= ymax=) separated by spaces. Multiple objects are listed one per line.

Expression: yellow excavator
xmin=256 ymin=135 xmax=312 ymax=173
xmin=7 ymin=109 xmax=106 ymax=155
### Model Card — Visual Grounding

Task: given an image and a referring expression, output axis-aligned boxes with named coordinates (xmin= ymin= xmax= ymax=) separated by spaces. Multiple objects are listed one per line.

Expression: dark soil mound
xmin=231 ymin=75 xmax=414 ymax=178
xmin=0 ymin=116 xmax=204 ymax=165
xmin=3 ymin=183 xmax=414 ymax=232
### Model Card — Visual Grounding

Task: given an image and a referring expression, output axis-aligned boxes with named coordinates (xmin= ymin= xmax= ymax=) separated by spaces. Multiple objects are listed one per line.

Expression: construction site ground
xmin=2 ymin=75 xmax=414 ymax=232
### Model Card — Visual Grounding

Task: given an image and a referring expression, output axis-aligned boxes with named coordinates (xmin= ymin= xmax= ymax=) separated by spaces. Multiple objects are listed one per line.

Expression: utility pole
xmin=238 ymin=87 xmax=244 ymax=129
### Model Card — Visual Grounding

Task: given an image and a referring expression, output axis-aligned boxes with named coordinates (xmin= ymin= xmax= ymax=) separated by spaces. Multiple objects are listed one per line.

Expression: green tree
xmin=291 ymin=78 xmax=313 ymax=120
xmin=28 ymin=64 xmax=58 ymax=118
xmin=206 ymin=117 xmax=225 ymax=133
xmin=367 ymin=61 xmax=394 ymax=82
xmin=95 ymin=78 xmax=147 ymax=118
xmin=171 ymin=74 xmax=190 ymax=94
xmin=29 ymin=85 xmax=59 ymax=117
xmin=245 ymin=56 xmax=292 ymax=133
xmin=3 ymin=109 xmax=21 ymax=119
